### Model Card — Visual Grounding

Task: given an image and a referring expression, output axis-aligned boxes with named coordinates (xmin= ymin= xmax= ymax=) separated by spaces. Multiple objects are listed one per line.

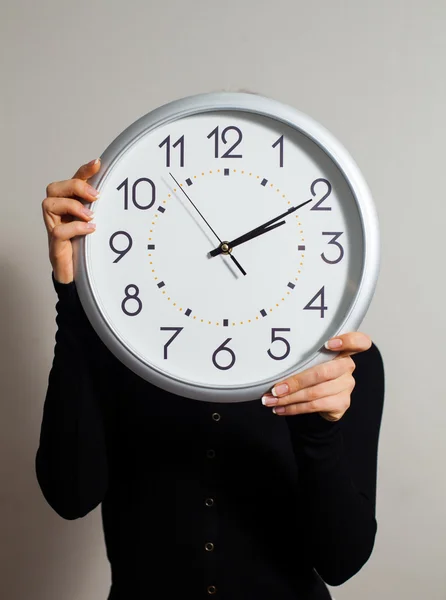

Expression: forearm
xmin=35 ymin=275 xmax=110 ymax=520
xmin=287 ymin=413 xmax=377 ymax=586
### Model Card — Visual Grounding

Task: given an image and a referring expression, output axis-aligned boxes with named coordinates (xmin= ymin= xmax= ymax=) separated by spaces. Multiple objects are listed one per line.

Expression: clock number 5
xmin=212 ymin=338 xmax=236 ymax=370
xmin=267 ymin=328 xmax=291 ymax=360
xmin=117 ymin=177 xmax=156 ymax=210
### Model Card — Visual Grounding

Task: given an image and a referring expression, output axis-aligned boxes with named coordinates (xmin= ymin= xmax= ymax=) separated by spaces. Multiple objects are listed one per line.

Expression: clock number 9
xmin=109 ymin=231 xmax=133 ymax=263
xmin=207 ymin=126 xmax=243 ymax=158
xmin=212 ymin=338 xmax=236 ymax=370
xmin=310 ymin=178 xmax=332 ymax=211
xmin=321 ymin=232 xmax=344 ymax=264
xmin=267 ymin=328 xmax=291 ymax=360
xmin=121 ymin=285 xmax=143 ymax=316
xmin=117 ymin=177 xmax=156 ymax=210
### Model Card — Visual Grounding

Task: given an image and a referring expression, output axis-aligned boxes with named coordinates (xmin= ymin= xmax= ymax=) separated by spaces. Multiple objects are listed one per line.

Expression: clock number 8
xmin=121 ymin=285 xmax=143 ymax=316
xmin=212 ymin=338 xmax=236 ymax=370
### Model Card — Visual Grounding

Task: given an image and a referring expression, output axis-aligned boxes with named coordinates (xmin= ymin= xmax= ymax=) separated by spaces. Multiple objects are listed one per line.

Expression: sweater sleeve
xmin=35 ymin=273 xmax=117 ymax=520
xmin=285 ymin=342 xmax=385 ymax=586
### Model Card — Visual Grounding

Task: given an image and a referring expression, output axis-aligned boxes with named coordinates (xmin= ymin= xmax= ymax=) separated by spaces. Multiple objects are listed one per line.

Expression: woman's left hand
xmin=262 ymin=332 xmax=372 ymax=422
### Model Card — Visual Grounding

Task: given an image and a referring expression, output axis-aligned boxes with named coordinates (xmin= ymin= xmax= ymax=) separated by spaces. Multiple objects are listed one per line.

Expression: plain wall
xmin=1 ymin=0 xmax=445 ymax=598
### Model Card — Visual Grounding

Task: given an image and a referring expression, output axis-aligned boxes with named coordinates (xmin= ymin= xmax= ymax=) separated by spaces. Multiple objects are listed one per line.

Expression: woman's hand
xmin=42 ymin=159 xmax=101 ymax=283
xmin=262 ymin=332 xmax=372 ymax=421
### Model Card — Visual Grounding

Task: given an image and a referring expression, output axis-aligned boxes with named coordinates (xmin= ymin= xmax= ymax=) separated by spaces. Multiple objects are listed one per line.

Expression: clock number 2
xmin=117 ymin=177 xmax=156 ymax=210
xmin=310 ymin=178 xmax=332 ymax=211
xmin=121 ymin=285 xmax=143 ymax=316
xmin=267 ymin=328 xmax=291 ymax=360
xmin=212 ymin=338 xmax=236 ymax=370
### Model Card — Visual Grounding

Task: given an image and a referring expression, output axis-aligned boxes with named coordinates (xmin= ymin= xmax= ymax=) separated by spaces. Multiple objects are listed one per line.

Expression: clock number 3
xmin=121 ymin=285 xmax=143 ymax=316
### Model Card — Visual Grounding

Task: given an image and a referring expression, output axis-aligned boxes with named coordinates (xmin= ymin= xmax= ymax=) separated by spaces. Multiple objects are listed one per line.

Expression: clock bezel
xmin=73 ymin=91 xmax=380 ymax=403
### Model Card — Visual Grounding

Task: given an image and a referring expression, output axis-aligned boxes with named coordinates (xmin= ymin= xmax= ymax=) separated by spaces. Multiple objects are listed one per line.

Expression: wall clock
xmin=73 ymin=91 xmax=380 ymax=402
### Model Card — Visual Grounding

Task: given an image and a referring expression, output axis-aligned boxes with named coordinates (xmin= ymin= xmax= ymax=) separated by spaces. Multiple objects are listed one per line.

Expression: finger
xmin=46 ymin=177 xmax=100 ymax=202
xmin=72 ymin=158 xmax=101 ymax=181
xmin=270 ymin=356 xmax=355 ymax=398
xmin=271 ymin=390 xmax=351 ymax=417
xmin=51 ymin=220 xmax=96 ymax=243
xmin=262 ymin=371 xmax=354 ymax=407
xmin=324 ymin=331 xmax=372 ymax=356
xmin=42 ymin=196 xmax=95 ymax=220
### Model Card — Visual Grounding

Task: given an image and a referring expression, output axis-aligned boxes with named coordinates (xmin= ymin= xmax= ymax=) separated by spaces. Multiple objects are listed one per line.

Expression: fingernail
xmin=262 ymin=394 xmax=278 ymax=406
xmin=87 ymin=158 xmax=100 ymax=166
xmin=272 ymin=406 xmax=286 ymax=415
xmin=325 ymin=338 xmax=342 ymax=349
xmin=82 ymin=207 xmax=94 ymax=218
xmin=86 ymin=184 xmax=100 ymax=199
xmin=272 ymin=383 xmax=289 ymax=398
xmin=86 ymin=222 xmax=96 ymax=229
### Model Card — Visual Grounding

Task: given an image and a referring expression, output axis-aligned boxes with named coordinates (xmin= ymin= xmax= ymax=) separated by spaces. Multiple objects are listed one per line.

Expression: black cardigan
xmin=35 ymin=275 xmax=385 ymax=600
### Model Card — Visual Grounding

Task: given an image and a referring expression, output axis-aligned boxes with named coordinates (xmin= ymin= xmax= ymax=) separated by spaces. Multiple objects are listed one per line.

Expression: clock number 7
xmin=160 ymin=327 xmax=184 ymax=359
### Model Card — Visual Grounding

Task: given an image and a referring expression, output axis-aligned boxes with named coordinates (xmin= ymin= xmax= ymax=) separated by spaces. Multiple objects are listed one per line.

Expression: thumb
xmin=72 ymin=158 xmax=101 ymax=181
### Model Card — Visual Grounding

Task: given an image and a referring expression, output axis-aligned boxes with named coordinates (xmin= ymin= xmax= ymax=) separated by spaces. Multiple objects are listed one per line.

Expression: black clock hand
xmin=169 ymin=173 xmax=247 ymax=276
xmin=209 ymin=198 xmax=313 ymax=257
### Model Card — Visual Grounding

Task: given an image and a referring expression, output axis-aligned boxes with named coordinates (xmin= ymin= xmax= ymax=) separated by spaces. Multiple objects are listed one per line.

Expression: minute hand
xmin=209 ymin=198 xmax=313 ymax=258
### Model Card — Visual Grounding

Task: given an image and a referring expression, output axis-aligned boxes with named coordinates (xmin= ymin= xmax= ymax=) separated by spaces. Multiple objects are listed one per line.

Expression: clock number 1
xmin=272 ymin=135 xmax=284 ymax=168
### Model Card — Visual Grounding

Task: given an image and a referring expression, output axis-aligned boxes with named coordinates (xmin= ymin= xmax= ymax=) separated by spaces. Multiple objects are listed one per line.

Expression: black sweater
xmin=35 ymin=275 xmax=385 ymax=600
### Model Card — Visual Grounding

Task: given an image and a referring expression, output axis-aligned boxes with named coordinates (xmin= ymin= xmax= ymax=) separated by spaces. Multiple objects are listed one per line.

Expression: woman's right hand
xmin=42 ymin=158 xmax=101 ymax=284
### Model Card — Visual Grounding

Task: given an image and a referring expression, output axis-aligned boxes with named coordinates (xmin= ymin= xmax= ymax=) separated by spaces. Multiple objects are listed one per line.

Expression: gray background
xmin=1 ymin=1 xmax=445 ymax=599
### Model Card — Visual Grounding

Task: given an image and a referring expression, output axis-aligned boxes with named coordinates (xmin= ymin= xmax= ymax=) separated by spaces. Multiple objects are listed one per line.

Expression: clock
xmin=73 ymin=91 xmax=380 ymax=403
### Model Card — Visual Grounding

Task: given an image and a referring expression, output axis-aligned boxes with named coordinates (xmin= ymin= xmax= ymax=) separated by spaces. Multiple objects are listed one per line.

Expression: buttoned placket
xmin=203 ymin=408 xmax=222 ymax=596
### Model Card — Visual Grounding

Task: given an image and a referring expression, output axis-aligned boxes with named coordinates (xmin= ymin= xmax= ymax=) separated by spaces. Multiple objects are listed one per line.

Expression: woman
xmin=36 ymin=158 xmax=385 ymax=599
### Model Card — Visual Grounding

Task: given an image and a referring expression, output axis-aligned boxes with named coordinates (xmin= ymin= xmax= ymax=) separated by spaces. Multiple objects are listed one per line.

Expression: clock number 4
xmin=207 ymin=126 xmax=243 ymax=158
xmin=159 ymin=135 xmax=185 ymax=168
xmin=304 ymin=286 xmax=328 ymax=318
xmin=117 ymin=177 xmax=156 ymax=210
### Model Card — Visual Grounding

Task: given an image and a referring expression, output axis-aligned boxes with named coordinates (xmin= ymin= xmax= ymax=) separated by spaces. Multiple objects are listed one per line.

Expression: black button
xmin=212 ymin=412 xmax=221 ymax=422
xmin=207 ymin=585 xmax=217 ymax=595
xmin=205 ymin=542 xmax=214 ymax=552
xmin=206 ymin=449 xmax=216 ymax=459
xmin=205 ymin=498 xmax=214 ymax=507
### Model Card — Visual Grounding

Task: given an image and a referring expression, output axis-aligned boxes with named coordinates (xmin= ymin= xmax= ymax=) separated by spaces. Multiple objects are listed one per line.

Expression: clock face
xmin=76 ymin=95 xmax=378 ymax=402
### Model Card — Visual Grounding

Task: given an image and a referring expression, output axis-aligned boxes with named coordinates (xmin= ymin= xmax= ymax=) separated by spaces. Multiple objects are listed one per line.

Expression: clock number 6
xmin=121 ymin=285 xmax=143 ymax=316
xmin=212 ymin=338 xmax=236 ymax=370
xmin=267 ymin=328 xmax=291 ymax=360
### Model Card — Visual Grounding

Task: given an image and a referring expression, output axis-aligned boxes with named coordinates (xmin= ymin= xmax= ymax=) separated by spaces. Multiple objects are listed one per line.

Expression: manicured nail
xmin=273 ymin=406 xmax=286 ymax=415
xmin=262 ymin=394 xmax=278 ymax=406
xmin=86 ymin=184 xmax=100 ymax=199
xmin=272 ymin=383 xmax=289 ymax=398
xmin=87 ymin=158 xmax=99 ymax=166
xmin=325 ymin=338 xmax=342 ymax=349
xmin=82 ymin=207 xmax=94 ymax=218
xmin=86 ymin=222 xmax=96 ymax=229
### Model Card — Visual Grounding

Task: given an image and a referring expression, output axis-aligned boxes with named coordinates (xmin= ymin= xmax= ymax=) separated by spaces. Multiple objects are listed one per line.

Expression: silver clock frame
xmin=73 ymin=91 xmax=380 ymax=403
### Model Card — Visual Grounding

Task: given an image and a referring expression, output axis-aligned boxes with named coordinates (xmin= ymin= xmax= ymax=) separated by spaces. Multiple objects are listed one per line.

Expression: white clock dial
xmin=74 ymin=93 xmax=379 ymax=402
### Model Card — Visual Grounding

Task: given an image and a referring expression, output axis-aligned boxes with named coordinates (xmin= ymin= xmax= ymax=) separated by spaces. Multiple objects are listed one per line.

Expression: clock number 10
xmin=117 ymin=177 xmax=156 ymax=210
